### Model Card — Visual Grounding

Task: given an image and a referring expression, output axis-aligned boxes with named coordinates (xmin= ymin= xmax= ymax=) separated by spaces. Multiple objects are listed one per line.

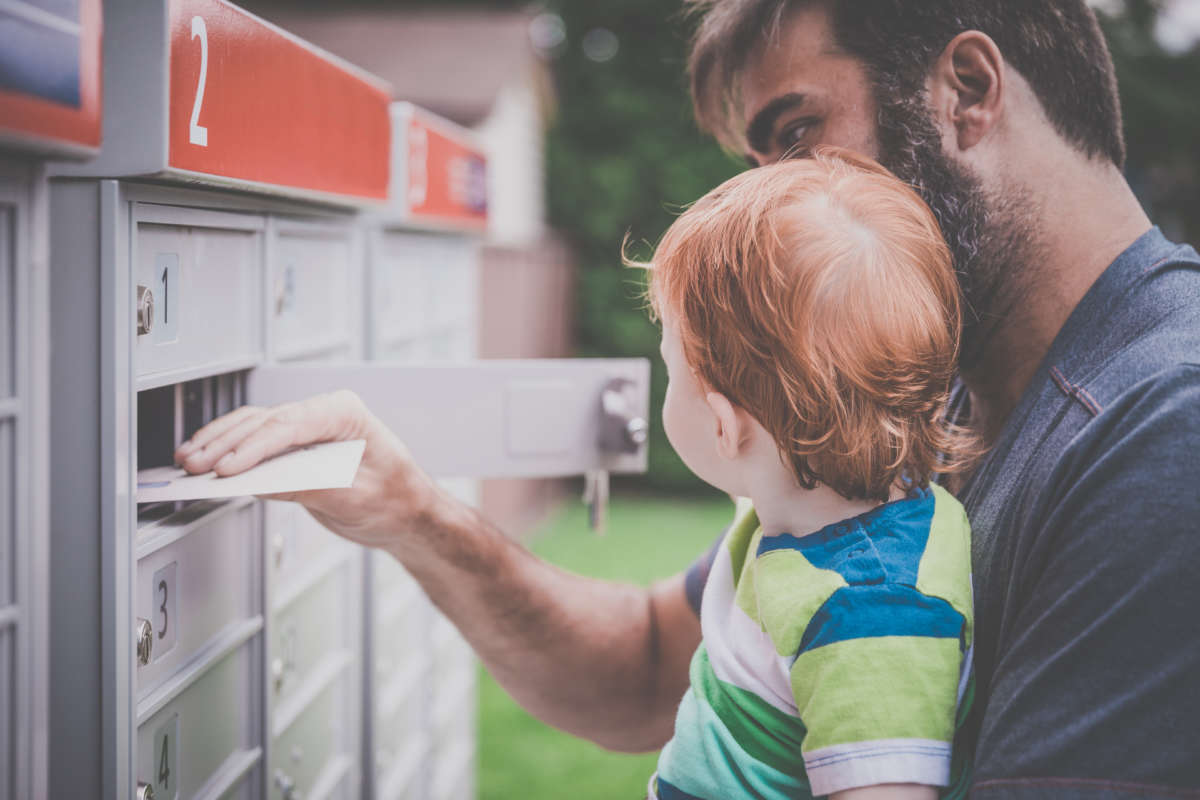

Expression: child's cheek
xmin=661 ymin=379 xmax=678 ymax=445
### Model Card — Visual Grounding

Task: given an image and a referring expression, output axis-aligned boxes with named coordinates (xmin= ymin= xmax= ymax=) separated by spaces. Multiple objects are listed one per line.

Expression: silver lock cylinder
xmin=136 ymin=782 xmax=155 ymax=800
xmin=271 ymin=656 xmax=287 ymax=693
xmin=136 ymin=618 xmax=153 ymax=666
xmin=599 ymin=377 xmax=649 ymax=455
xmin=136 ymin=285 xmax=155 ymax=336
xmin=625 ymin=415 xmax=649 ymax=447
xmin=274 ymin=768 xmax=301 ymax=800
xmin=587 ymin=377 xmax=650 ymax=533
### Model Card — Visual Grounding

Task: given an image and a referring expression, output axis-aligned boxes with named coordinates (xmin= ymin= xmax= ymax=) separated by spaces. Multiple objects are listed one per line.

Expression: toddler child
xmin=640 ymin=148 xmax=977 ymax=800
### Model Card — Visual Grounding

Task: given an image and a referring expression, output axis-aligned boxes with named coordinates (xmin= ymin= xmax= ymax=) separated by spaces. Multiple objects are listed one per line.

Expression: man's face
xmin=739 ymin=4 xmax=1023 ymax=367
xmin=739 ymin=4 xmax=880 ymax=166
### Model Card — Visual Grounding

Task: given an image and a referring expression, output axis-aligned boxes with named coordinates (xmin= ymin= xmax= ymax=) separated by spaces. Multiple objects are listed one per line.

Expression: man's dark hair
xmin=687 ymin=0 xmax=1126 ymax=169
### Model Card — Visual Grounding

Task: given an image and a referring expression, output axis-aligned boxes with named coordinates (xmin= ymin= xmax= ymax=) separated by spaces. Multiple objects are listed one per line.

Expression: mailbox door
xmin=246 ymin=359 xmax=650 ymax=480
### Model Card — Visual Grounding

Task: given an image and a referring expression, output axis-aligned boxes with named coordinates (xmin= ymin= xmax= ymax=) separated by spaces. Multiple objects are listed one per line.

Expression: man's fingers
xmin=179 ymin=410 xmax=275 ymax=473
xmin=177 ymin=392 xmax=367 ymax=476
xmin=210 ymin=415 xmax=304 ymax=476
xmin=175 ymin=405 xmax=264 ymax=463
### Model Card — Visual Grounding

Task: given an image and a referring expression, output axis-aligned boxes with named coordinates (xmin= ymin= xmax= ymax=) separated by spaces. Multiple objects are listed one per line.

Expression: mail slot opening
xmin=137 ymin=372 xmax=246 ymax=514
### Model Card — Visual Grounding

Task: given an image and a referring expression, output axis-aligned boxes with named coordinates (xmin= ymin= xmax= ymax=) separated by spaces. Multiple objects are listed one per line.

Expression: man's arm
xmin=971 ymin=365 xmax=1200 ymax=797
xmin=833 ymin=787 xmax=936 ymax=800
xmin=176 ymin=391 xmax=700 ymax=751
xmin=389 ymin=490 xmax=699 ymax=751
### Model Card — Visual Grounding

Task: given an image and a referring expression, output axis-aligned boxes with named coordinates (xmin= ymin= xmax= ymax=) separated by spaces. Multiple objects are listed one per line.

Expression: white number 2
xmin=189 ymin=16 xmax=209 ymax=147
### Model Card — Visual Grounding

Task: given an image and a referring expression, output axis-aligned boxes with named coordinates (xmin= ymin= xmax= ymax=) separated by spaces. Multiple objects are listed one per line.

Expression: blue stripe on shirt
xmin=796 ymin=584 xmax=966 ymax=656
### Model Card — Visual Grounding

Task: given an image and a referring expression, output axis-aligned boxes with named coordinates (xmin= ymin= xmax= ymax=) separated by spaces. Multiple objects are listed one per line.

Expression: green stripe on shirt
xmin=790 ymin=635 xmax=963 ymax=752
xmin=690 ymin=646 xmax=807 ymax=775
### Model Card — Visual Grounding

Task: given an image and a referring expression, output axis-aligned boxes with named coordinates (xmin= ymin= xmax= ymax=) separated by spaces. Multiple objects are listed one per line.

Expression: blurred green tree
xmin=539 ymin=0 xmax=741 ymax=492
xmin=1099 ymin=1 xmax=1200 ymax=246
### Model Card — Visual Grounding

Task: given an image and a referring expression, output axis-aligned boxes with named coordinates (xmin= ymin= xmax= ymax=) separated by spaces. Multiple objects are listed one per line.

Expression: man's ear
xmin=706 ymin=391 xmax=747 ymax=460
xmin=929 ymin=30 xmax=1005 ymax=152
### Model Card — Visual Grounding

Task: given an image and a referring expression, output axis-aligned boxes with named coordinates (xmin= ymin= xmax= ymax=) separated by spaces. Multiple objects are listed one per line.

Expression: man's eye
xmin=777 ymin=121 xmax=814 ymax=155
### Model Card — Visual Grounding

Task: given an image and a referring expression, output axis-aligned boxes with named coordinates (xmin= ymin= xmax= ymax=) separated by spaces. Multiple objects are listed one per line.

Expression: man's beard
xmin=872 ymin=91 xmax=1038 ymax=370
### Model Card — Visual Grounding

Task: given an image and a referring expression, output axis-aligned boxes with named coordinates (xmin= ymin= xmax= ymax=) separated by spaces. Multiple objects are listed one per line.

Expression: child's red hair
xmin=641 ymin=147 xmax=977 ymax=501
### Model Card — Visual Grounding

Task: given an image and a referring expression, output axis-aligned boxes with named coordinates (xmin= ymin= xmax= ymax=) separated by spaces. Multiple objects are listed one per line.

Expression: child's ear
xmin=705 ymin=391 xmax=746 ymax=460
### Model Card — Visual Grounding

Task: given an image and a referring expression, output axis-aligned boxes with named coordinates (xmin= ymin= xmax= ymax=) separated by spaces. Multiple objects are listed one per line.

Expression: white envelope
xmin=137 ymin=439 xmax=367 ymax=503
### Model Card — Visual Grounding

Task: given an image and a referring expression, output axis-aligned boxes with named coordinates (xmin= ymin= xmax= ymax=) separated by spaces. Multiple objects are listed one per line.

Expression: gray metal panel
xmin=267 ymin=217 xmax=359 ymax=362
xmin=133 ymin=216 xmax=265 ymax=384
xmin=48 ymin=177 xmax=106 ymax=799
xmin=0 ymin=200 xmax=11 ymax=397
xmin=0 ymin=154 xmax=52 ymax=800
xmin=247 ymin=359 xmax=650 ymax=479
xmin=0 ymin=627 xmax=10 ymax=800
xmin=135 ymin=640 xmax=261 ymax=798
xmin=46 ymin=0 xmax=169 ymax=180
xmin=135 ymin=501 xmax=261 ymax=698
xmin=48 ymin=178 xmax=136 ymax=800
xmin=0 ymin=420 xmax=10 ymax=607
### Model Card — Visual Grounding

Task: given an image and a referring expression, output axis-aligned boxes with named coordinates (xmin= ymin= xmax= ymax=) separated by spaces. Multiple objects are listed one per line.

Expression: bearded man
xmin=179 ymin=1 xmax=1200 ymax=796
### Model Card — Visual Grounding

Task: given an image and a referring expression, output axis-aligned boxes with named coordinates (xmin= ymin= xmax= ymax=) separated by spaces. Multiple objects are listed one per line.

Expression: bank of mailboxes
xmin=12 ymin=1 xmax=650 ymax=800
xmin=1 ymin=0 xmax=104 ymax=797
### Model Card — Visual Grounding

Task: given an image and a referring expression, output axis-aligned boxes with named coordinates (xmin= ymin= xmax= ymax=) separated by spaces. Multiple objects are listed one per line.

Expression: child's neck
xmin=748 ymin=469 xmax=900 ymax=538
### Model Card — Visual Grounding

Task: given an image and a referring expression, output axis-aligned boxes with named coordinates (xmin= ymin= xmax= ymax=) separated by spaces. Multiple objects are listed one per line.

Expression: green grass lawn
xmin=476 ymin=491 xmax=734 ymax=800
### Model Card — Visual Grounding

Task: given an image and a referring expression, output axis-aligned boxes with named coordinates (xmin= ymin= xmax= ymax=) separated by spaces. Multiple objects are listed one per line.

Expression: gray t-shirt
xmin=685 ymin=227 xmax=1200 ymax=797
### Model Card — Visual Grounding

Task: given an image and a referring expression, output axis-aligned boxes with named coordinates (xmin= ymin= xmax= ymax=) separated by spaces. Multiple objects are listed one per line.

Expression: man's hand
xmin=174 ymin=390 xmax=438 ymax=550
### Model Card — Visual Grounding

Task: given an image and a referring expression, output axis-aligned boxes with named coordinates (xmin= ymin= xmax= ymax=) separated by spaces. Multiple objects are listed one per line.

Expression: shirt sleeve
xmin=787 ymin=582 xmax=968 ymax=796
xmin=970 ymin=365 xmax=1200 ymax=798
xmin=683 ymin=532 xmax=723 ymax=617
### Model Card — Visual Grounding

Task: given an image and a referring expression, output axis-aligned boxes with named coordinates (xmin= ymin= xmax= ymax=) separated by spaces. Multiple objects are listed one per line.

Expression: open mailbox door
xmin=247 ymin=359 xmax=651 ymax=480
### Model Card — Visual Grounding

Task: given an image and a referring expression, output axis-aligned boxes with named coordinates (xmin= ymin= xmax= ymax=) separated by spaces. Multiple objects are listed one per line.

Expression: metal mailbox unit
xmin=360 ymin=103 xmax=489 ymax=800
xmin=0 ymin=0 xmax=103 ymax=797
xmin=44 ymin=3 xmax=650 ymax=800
xmin=48 ymin=1 xmax=390 ymax=798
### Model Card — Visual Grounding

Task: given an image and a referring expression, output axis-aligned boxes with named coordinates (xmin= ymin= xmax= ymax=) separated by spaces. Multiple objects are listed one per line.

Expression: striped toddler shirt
xmin=651 ymin=484 xmax=974 ymax=799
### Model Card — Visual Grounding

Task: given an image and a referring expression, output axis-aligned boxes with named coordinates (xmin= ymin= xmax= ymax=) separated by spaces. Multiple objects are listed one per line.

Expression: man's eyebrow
xmin=745 ymin=92 xmax=808 ymax=154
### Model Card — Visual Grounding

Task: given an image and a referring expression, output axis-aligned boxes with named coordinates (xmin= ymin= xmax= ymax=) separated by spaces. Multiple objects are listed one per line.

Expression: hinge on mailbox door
xmin=585 ymin=378 xmax=649 ymax=533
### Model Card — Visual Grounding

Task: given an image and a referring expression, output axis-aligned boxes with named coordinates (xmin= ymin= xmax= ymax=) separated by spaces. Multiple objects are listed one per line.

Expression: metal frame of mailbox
xmin=362 ymin=103 xmax=486 ymax=800
xmin=0 ymin=156 xmax=51 ymax=800
xmin=47 ymin=179 xmax=374 ymax=800
xmin=263 ymin=210 xmax=367 ymax=800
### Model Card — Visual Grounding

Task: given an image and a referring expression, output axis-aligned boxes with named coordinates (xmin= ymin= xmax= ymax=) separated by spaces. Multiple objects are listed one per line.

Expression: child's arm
xmin=831 ymin=784 xmax=938 ymax=800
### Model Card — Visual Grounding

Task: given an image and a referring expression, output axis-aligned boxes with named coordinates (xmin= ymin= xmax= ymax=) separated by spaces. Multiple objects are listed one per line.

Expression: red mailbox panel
xmin=167 ymin=0 xmax=390 ymax=201
xmin=406 ymin=108 xmax=488 ymax=230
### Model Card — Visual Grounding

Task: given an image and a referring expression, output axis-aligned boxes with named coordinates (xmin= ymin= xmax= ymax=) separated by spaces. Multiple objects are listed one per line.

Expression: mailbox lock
xmin=136 ymin=285 xmax=155 ymax=336
xmin=136 ymin=782 xmax=155 ymax=800
xmin=271 ymin=656 xmax=287 ymax=693
xmin=274 ymin=769 xmax=302 ymax=800
xmin=271 ymin=531 xmax=286 ymax=568
xmin=625 ymin=416 xmax=649 ymax=447
xmin=599 ymin=377 xmax=648 ymax=455
xmin=136 ymin=618 xmax=153 ymax=666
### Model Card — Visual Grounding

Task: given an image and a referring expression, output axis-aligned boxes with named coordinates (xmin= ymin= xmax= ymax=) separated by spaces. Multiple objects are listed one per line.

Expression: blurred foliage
xmin=1098 ymin=2 xmax=1200 ymax=246
xmin=540 ymin=0 xmax=742 ymax=493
